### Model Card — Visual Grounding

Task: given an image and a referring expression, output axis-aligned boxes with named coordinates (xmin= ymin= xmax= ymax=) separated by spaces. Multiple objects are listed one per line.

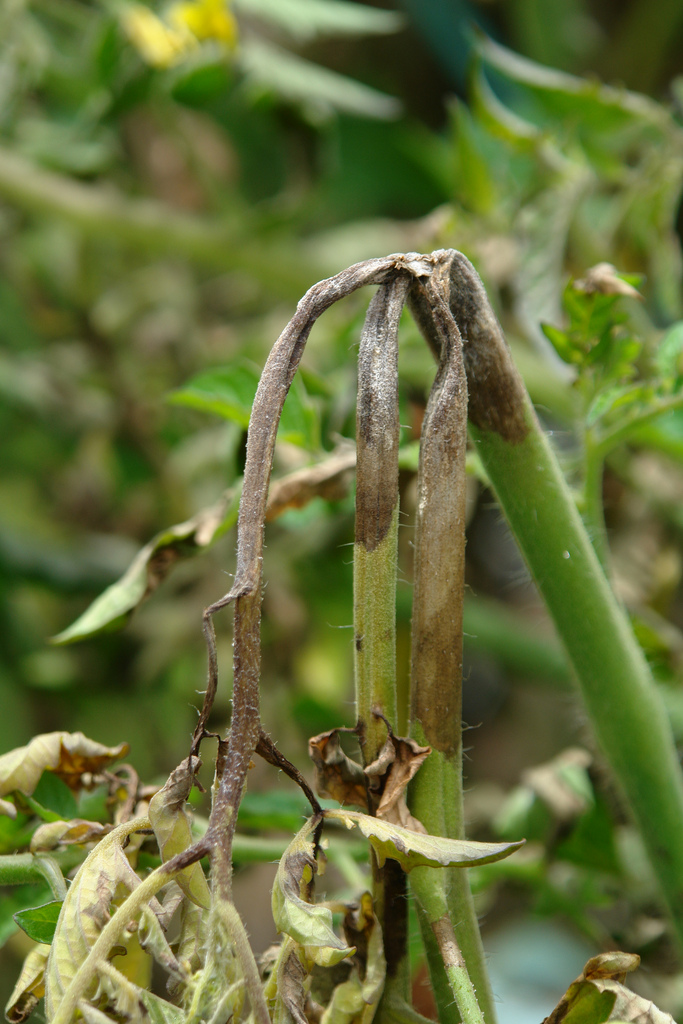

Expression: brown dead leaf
xmin=308 ymin=730 xmax=368 ymax=809
xmin=0 ymin=732 xmax=129 ymax=798
xmin=364 ymin=733 xmax=430 ymax=830
xmin=266 ymin=446 xmax=356 ymax=522
xmin=573 ymin=263 xmax=641 ymax=298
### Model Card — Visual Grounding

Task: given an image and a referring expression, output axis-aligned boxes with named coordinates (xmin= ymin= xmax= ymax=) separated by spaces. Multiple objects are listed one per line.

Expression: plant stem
xmin=580 ymin=439 xmax=610 ymax=572
xmin=406 ymin=270 xmax=494 ymax=1024
xmin=409 ymin=868 xmax=486 ymax=1024
xmin=354 ymin=276 xmax=411 ymax=1006
xmin=440 ymin=251 xmax=683 ymax=950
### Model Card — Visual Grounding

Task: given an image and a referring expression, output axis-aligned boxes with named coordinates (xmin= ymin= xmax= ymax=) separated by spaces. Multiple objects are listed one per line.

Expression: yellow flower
xmin=122 ymin=4 xmax=194 ymax=68
xmin=122 ymin=0 xmax=237 ymax=69
xmin=169 ymin=0 xmax=238 ymax=47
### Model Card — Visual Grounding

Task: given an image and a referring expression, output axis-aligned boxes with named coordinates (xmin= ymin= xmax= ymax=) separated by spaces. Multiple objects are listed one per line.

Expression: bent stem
xmin=407 ymin=268 xmax=493 ymax=1024
xmin=437 ymin=251 xmax=683 ymax=950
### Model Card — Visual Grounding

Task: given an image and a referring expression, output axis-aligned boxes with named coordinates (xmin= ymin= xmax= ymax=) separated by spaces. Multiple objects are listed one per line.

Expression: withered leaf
xmin=309 ymin=729 xmax=368 ymax=808
xmin=0 ymin=732 xmax=129 ymax=798
xmin=4 ymin=943 xmax=50 ymax=1024
xmin=522 ymin=748 xmax=593 ymax=823
xmin=272 ymin=816 xmax=356 ymax=968
xmin=273 ymin=939 xmax=309 ymax=1024
xmin=320 ymin=892 xmax=385 ymax=1024
xmin=573 ymin=263 xmax=641 ymax=298
xmin=543 ymin=952 xmax=674 ymax=1024
xmin=0 ymin=796 xmax=17 ymax=818
xmin=44 ymin=816 xmax=151 ymax=1021
xmin=266 ymin=445 xmax=356 ymax=521
xmin=364 ymin=733 xmax=430 ymax=829
xmin=325 ymin=808 xmax=524 ymax=872
xmin=31 ymin=819 xmax=113 ymax=852
xmin=148 ymin=757 xmax=210 ymax=909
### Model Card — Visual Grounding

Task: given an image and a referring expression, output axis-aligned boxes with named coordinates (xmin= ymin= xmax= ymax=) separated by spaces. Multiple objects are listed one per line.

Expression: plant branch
xmin=406 ymin=259 xmax=494 ymax=1024
xmin=429 ymin=250 xmax=683 ymax=950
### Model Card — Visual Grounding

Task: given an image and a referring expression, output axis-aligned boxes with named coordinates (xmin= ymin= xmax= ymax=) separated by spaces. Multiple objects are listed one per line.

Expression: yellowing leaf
xmin=4 ymin=943 xmax=50 ymax=1024
xmin=148 ymin=757 xmax=210 ymax=909
xmin=543 ymin=952 xmax=674 ymax=1024
xmin=272 ymin=816 xmax=355 ymax=967
xmin=325 ymin=808 xmax=524 ymax=871
xmin=44 ymin=816 xmax=151 ymax=1021
xmin=0 ymin=732 xmax=129 ymax=798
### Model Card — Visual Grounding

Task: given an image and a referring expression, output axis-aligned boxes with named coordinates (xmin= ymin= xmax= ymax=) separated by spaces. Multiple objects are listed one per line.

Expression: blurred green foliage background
xmin=5 ymin=0 xmax=683 ymax=1018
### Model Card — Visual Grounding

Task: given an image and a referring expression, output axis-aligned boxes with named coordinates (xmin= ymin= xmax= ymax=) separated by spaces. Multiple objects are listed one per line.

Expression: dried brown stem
xmin=408 ymin=272 xmax=468 ymax=756
xmin=256 ymin=730 xmax=321 ymax=814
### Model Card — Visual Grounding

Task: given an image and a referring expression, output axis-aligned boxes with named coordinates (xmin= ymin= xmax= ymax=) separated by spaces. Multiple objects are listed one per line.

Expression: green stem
xmin=0 ymin=852 xmax=78 ymax=894
xmin=409 ymin=868 xmax=486 ymax=1024
xmin=441 ymin=251 xmax=683 ymax=950
xmin=580 ymin=439 xmax=610 ymax=573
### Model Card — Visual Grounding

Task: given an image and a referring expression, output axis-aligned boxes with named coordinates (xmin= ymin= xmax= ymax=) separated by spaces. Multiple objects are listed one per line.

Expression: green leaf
xmin=656 ymin=322 xmax=683 ymax=380
xmin=169 ymin=359 xmax=319 ymax=450
xmin=448 ymin=98 xmax=497 ymax=215
xmin=541 ymin=323 xmax=576 ymax=364
xmin=238 ymin=38 xmax=401 ymax=120
xmin=0 ymin=883 xmax=52 ymax=946
xmin=14 ymin=900 xmax=63 ymax=944
xmin=586 ymin=384 xmax=652 ymax=429
xmin=233 ymin=0 xmax=403 ymax=44
xmin=325 ymin=809 xmax=524 ymax=872
xmin=470 ymin=64 xmax=541 ymax=148
xmin=272 ymin=816 xmax=355 ymax=967
xmin=32 ymin=772 xmax=78 ymax=821
xmin=51 ymin=486 xmax=241 ymax=644
xmin=168 ymin=50 xmax=233 ymax=105
xmin=139 ymin=991 xmax=187 ymax=1024
xmin=562 ymin=983 xmax=616 ymax=1024
xmin=475 ymin=33 xmax=666 ymax=131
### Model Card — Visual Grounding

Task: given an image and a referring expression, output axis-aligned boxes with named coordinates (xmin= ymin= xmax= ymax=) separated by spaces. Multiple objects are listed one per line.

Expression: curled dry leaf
xmin=0 ymin=796 xmax=17 ymax=818
xmin=325 ymin=808 xmax=524 ymax=872
xmin=148 ymin=756 xmax=210 ymax=909
xmin=44 ymin=816 xmax=152 ymax=1021
xmin=31 ymin=819 xmax=113 ymax=852
xmin=272 ymin=816 xmax=356 ymax=968
xmin=573 ymin=263 xmax=642 ymax=298
xmin=0 ymin=731 xmax=129 ymax=798
xmin=364 ymin=733 xmax=430 ymax=830
xmin=4 ymin=943 xmax=50 ymax=1024
xmin=309 ymin=729 xmax=368 ymax=808
xmin=273 ymin=939 xmax=309 ymax=1024
xmin=543 ymin=952 xmax=675 ymax=1024
xmin=266 ymin=445 xmax=357 ymax=521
